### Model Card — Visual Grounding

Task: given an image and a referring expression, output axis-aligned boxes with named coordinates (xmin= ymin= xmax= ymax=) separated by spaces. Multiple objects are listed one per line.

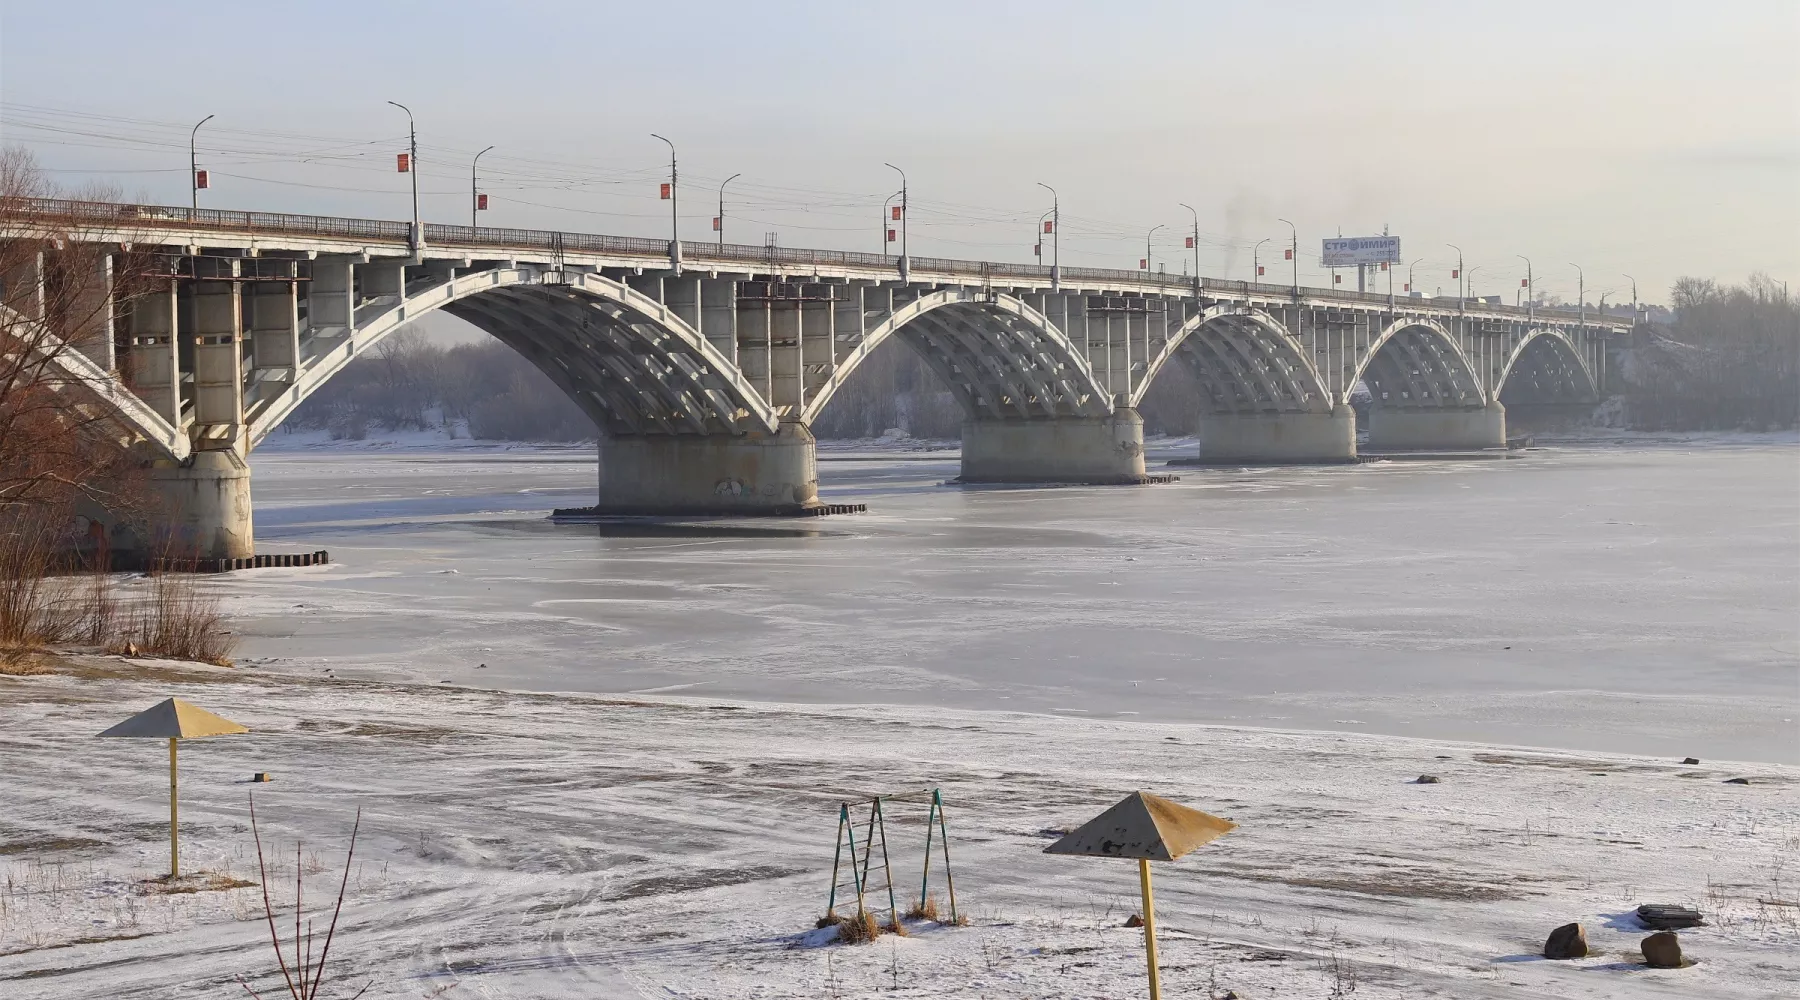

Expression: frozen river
xmin=235 ymin=439 xmax=1799 ymax=763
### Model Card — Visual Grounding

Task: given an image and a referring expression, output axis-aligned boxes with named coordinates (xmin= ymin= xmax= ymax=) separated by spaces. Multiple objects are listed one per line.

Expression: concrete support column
xmin=960 ymin=407 xmax=1147 ymax=484
xmin=593 ymin=421 xmax=819 ymax=514
xmin=145 ymin=451 xmax=254 ymax=560
xmin=72 ymin=251 xmax=115 ymax=370
xmin=250 ymin=273 xmax=300 ymax=378
xmin=191 ymin=268 xmax=243 ymax=445
xmin=129 ymin=281 xmax=180 ymax=424
xmin=1196 ymin=405 xmax=1358 ymax=464
xmin=1365 ymin=400 xmax=1507 ymax=452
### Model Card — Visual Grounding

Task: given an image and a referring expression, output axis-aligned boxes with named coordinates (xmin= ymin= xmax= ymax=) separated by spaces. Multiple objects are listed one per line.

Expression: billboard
xmin=1321 ymin=236 xmax=1401 ymax=266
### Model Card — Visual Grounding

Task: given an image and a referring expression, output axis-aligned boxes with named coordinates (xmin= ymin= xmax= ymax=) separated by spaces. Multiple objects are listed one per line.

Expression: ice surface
xmin=236 ymin=440 xmax=1799 ymax=764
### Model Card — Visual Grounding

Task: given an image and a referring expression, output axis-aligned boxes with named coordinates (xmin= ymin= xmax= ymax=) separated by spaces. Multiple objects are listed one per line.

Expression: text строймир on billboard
xmin=1321 ymin=236 xmax=1402 ymax=266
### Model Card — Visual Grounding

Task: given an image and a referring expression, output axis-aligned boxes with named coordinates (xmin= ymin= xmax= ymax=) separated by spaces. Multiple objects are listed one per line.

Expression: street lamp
xmin=1179 ymin=203 xmax=1202 ymax=293
xmin=651 ymin=133 xmax=680 ymax=271
xmin=1406 ymin=257 xmax=1424 ymax=295
xmin=1144 ymin=224 xmax=1166 ymax=275
xmin=882 ymin=189 xmax=903 ymax=256
xmin=1623 ymin=273 xmax=1639 ymax=324
xmin=1447 ymin=243 xmax=1465 ymax=303
xmin=884 ymin=162 xmax=908 ymax=278
xmin=1036 ymin=181 xmax=1059 ymax=288
xmin=1253 ymin=238 xmax=1270 ymax=286
xmin=1570 ymin=262 xmax=1584 ymax=332
xmin=1278 ymin=218 xmax=1298 ymax=296
xmin=386 ymin=101 xmax=421 ymax=252
xmin=1466 ymin=265 xmax=1484 ymax=301
xmin=189 ymin=114 xmax=214 ymax=219
xmin=471 ymin=145 xmax=494 ymax=228
xmin=1516 ymin=254 xmax=1534 ymax=322
xmin=717 ymin=172 xmax=741 ymax=250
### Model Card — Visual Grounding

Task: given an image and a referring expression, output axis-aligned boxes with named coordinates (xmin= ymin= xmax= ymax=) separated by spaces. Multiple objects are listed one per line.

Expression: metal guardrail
xmin=5 ymin=196 xmax=1622 ymax=327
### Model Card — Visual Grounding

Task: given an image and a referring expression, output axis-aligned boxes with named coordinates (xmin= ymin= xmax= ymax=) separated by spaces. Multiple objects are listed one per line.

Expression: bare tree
xmin=0 ymin=146 xmax=158 ymax=523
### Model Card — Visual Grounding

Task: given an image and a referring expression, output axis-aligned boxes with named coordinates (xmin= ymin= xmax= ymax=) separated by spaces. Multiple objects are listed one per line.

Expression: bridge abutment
xmin=959 ymin=408 xmax=1148 ymax=484
xmin=1195 ymin=406 xmax=1358 ymax=464
xmin=593 ymin=421 xmax=820 ymax=515
xmin=145 ymin=451 xmax=255 ymax=560
xmin=1365 ymin=401 xmax=1507 ymax=452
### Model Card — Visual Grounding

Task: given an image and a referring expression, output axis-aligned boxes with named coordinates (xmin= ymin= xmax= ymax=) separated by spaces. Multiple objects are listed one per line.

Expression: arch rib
xmin=798 ymin=288 xmax=1108 ymax=425
xmin=246 ymin=268 xmax=776 ymax=450
xmin=1353 ymin=317 xmax=1486 ymax=408
xmin=1497 ymin=328 xmax=1599 ymax=402
xmin=1139 ymin=305 xmax=1330 ymax=413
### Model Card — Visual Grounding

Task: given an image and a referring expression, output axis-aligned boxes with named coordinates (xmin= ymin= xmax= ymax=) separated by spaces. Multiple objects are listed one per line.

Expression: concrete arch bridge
xmin=3 ymin=200 xmax=1631 ymax=557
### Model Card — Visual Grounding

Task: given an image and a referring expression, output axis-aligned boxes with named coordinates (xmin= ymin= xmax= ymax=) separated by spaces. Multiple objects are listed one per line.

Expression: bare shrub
xmin=240 ymin=796 xmax=369 ymax=1000
xmin=112 ymin=570 xmax=236 ymax=665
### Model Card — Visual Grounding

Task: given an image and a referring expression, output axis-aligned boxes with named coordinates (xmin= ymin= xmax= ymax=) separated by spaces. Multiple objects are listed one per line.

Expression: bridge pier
xmin=593 ymin=421 xmax=820 ymax=515
xmin=1195 ymin=406 xmax=1358 ymax=464
xmin=1365 ymin=401 xmax=1507 ymax=452
xmin=144 ymin=451 xmax=255 ymax=560
xmin=959 ymin=408 xmax=1147 ymax=484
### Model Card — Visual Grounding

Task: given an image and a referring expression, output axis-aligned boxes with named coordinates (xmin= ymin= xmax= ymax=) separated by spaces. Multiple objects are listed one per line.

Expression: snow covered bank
xmin=2 ymin=659 xmax=1793 ymax=999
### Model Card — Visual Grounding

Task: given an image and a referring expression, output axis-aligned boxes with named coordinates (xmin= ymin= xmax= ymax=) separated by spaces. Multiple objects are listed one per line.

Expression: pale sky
xmin=2 ymin=1 xmax=1795 ymax=306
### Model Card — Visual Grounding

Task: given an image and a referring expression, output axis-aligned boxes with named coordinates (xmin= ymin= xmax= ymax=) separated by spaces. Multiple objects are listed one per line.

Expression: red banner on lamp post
xmin=891 ymin=206 xmax=902 ymax=221
xmin=476 ymin=194 xmax=489 ymax=211
xmin=396 ymin=153 xmax=410 ymax=173
xmin=659 ymin=183 xmax=671 ymax=200
xmin=194 ymin=170 xmax=209 ymax=190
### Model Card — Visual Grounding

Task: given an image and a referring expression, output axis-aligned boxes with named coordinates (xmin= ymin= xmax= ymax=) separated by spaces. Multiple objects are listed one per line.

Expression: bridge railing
xmin=6 ymin=196 xmax=1615 ymax=328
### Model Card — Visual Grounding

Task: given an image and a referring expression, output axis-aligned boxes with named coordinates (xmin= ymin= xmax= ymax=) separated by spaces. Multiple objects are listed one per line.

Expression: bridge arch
xmin=1352 ymin=317 xmax=1486 ymax=410
xmin=1132 ymin=305 xmax=1331 ymax=414
xmin=1496 ymin=328 xmax=1598 ymax=405
xmin=247 ymin=267 xmax=777 ymax=450
xmin=799 ymin=288 xmax=1111 ymax=425
xmin=0 ymin=303 xmax=190 ymax=460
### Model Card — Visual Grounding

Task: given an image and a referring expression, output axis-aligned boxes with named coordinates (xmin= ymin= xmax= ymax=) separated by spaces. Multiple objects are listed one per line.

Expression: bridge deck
xmin=7 ymin=197 xmax=1626 ymax=330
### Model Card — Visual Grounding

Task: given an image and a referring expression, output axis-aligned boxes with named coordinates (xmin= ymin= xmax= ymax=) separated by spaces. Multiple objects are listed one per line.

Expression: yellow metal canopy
xmin=97 ymin=698 xmax=249 ymax=739
xmin=1045 ymin=791 xmax=1236 ymax=862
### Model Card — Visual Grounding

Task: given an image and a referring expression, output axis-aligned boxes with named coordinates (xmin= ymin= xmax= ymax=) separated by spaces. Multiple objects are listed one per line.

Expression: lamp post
xmin=716 ymin=172 xmax=741 ymax=250
xmin=1467 ymin=265 xmax=1483 ymax=302
xmin=1517 ymin=254 xmax=1534 ymax=322
xmin=470 ymin=145 xmax=494 ymax=228
xmin=1179 ymin=202 xmax=1201 ymax=294
xmin=651 ymin=133 xmax=680 ymax=271
xmin=1036 ymin=209 xmax=1053 ymax=265
xmin=882 ymin=189 xmax=903 ymax=256
xmin=1279 ymin=218 xmax=1298 ymax=297
xmin=1036 ymin=181 xmax=1059 ymax=288
xmin=1144 ymin=224 xmax=1166 ymax=275
xmin=386 ymin=101 xmax=421 ymax=252
xmin=1447 ymin=244 xmax=1465 ymax=303
xmin=1624 ymin=273 xmax=1639 ymax=325
xmin=188 ymin=114 xmax=213 ymax=220
xmin=1570 ymin=262 xmax=1584 ymax=333
xmin=1253 ymin=238 xmax=1270 ymax=286
xmin=884 ymin=162 xmax=908 ymax=278
xmin=1406 ymin=257 xmax=1423 ymax=296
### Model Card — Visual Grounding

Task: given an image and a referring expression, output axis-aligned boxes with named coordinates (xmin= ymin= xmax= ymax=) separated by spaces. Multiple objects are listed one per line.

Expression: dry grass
xmin=0 ymin=651 xmax=53 ymax=675
xmin=137 ymin=872 xmax=258 ymax=896
xmin=832 ymin=909 xmax=882 ymax=945
xmin=904 ymin=894 xmax=940 ymax=922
